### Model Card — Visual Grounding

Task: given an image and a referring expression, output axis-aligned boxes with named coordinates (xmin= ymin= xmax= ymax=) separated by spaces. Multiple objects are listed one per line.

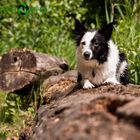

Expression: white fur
xmin=83 ymin=79 xmax=95 ymax=89
xmin=76 ymin=36 xmax=120 ymax=88
xmin=81 ymin=31 xmax=96 ymax=59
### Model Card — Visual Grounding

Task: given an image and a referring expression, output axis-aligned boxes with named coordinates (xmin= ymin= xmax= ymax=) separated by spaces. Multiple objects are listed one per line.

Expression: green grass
xmin=0 ymin=91 xmax=38 ymax=139
xmin=1 ymin=0 xmax=140 ymax=139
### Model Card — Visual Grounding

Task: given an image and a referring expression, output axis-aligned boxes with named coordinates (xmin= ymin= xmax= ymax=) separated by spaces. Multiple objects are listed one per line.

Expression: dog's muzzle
xmin=83 ymin=51 xmax=91 ymax=60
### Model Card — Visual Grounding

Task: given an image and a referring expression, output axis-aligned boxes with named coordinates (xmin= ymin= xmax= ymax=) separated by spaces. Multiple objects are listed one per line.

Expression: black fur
xmin=92 ymin=70 xmax=95 ymax=77
xmin=74 ymin=19 xmax=87 ymax=46
xmin=90 ymin=32 xmax=109 ymax=64
xmin=77 ymin=72 xmax=82 ymax=83
xmin=120 ymin=68 xmax=129 ymax=85
xmin=119 ymin=52 xmax=127 ymax=62
xmin=118 ymin=52 xmax=129 ymax=85
xmin=89 ymin=23 xmax=113 ymax=63
xmin=98 ymin=23 xmax=113 ymax=41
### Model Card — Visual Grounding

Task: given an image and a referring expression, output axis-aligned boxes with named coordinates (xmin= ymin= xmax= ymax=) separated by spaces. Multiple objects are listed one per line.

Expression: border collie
xmin=74 ymin=19 xmax=129 ymax=89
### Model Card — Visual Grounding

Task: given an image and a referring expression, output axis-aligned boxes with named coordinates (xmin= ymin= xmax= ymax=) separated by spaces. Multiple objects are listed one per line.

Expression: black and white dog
xmin=74 ymin=19 xmax=129 ymax=89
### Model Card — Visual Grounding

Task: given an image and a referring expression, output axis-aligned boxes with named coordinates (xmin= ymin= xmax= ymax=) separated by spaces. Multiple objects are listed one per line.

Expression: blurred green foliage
xmin=0 ymin=0 xmax=87 ymax=68
xmin=0 ymin=0 xmax=140 ymax=138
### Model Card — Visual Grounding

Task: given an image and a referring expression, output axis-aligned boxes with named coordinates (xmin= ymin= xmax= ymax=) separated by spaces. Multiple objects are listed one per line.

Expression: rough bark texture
xmin=0 ymin=49 xmax=68 ymax=93
xmin=30 ymin=70 xmax=140 ymax=140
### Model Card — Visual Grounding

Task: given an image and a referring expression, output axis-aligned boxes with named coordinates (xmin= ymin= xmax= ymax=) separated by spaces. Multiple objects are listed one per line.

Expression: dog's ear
xmin=74 ymin=19 xmax=87 ymax=36
xmin=74 ymin=19 xmax=87 ymax=46
xmin=98 ymin=22 xmax=113 ymax=41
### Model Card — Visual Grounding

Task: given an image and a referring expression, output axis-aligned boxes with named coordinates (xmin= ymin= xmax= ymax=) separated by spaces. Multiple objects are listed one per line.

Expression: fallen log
xmin=28 ymin=71 xmax=140 ymax=140
xmin=0 ymin=49 xmax=68 ymax=93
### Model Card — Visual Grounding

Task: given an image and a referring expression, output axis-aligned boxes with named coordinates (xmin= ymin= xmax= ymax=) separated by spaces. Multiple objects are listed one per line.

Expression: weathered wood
xmin=41 ymin=70 xmax=78 ymax=103
xmin=0 ymin=49 xmax=68 ymax=93
xmin=30 ymin=71 xmax=140 ymax=140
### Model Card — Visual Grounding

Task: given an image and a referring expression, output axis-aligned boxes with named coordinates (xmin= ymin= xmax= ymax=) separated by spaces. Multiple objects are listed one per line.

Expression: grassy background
xmin=0 ymin=0 xmax=140 ymax=138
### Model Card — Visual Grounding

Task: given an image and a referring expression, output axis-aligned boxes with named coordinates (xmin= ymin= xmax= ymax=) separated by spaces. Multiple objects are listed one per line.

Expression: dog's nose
xmin=83 ymin=51 xmax=90 ymax=59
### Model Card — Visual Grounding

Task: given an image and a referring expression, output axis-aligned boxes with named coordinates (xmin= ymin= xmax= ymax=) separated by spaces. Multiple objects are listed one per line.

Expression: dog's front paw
xmin=104 ymin=78 xmax=120 ymax=85
xmin=83 ymin=80 xmax=95 ymax=89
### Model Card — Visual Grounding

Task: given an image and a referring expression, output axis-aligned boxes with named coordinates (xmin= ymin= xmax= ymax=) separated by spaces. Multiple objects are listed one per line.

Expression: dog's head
xmin=74 ymin=19 xmax=113 ymax=64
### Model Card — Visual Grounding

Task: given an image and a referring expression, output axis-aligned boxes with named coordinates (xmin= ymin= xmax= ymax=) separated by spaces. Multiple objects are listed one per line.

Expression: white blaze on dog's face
xmin=80 ymin=31 xmax=96 ymax=60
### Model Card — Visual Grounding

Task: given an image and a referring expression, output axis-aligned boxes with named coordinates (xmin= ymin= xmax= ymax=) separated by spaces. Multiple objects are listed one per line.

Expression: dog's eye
xmin=93 ymin=42 xmax=99 ymax=48
xmin=94 ymin=42 xmax=99 ymax=46
xmin=92 ymin=39 xmax=98 ymax=46
xmin=81 ymin=41 xmax=86 ymax=45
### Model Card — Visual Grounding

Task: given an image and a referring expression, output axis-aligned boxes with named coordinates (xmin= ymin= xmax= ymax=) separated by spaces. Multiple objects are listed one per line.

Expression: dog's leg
xmin=83 ymin=79 xmax=95 ymax=89
xmin=77 ymin=72 xmax=82 ymax=83
xmin=104 ymin=78 xmax=120 ymax=85
xmin=120 ymin=68 xmax=129 ymax=85
xmin=104 ymin=70 xmax=120 ymax=85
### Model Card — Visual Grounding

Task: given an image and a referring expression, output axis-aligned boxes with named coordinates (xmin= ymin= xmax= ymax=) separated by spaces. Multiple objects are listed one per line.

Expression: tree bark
xmin=30 ymin=71 xmax=140 ymax=140
xmin=0 ymin=49 xmax=68 ymax=93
